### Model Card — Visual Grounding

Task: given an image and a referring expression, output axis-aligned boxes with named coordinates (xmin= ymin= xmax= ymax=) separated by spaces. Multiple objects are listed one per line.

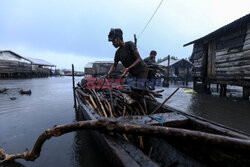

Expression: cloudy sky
xmin=0 ymin=0 xmax=249 ymax=70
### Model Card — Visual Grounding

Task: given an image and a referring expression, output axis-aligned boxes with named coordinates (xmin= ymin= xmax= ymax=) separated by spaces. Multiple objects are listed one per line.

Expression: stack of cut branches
xmin=76 ymin=78 xmax=164 ymax=118
xmin=147 ymin=64 xmax=168 ymax=78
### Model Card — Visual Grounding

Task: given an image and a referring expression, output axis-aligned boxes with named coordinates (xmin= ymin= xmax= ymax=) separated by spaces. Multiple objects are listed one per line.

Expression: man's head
xmin=108 ymin=28 xmax=123 ymax=48
xmin=150 ymin=50 xmax=157 ymax=59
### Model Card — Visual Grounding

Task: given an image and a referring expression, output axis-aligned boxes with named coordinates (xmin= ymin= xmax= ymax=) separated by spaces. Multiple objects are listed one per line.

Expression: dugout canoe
xmin=75 ymin=88 xmax=250 ymax=167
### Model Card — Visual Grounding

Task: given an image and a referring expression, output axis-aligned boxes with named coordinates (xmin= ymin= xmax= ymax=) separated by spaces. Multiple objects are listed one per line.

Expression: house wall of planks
xmin=191 ymin=22 xmax=250 ymax=99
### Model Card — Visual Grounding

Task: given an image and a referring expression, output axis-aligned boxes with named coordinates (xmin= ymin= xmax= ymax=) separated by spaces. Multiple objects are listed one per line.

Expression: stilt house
xmin=184 ymin=13 xmax=250 ymax=99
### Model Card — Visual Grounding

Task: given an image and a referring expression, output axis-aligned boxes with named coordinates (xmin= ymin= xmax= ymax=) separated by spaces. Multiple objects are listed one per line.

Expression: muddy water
xmin=158 ymin=83 xmax=250 ymax=134
xmin=0 ymin=77 xmax=108 ymax=167
xmin=0 ymin=78 xmax=250 ymax=167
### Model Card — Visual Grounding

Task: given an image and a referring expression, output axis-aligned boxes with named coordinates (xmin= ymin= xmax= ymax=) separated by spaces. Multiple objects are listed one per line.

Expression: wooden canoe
xmin=75 ymin=88 xmax=250 ymax=167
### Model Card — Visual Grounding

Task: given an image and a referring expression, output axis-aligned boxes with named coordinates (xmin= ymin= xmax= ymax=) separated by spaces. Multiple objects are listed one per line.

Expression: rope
xmin=138 ymin=0 xmax=164 ymax=39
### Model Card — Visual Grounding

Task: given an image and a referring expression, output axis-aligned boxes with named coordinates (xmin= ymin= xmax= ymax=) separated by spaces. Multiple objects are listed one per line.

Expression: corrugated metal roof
xmin=184 ymin=13 xmax=250 ymax=47
xmin=0 ymin=50 xmax=31 ymax=62
xmin=84 ymin=62 xmax=93 ymax=68
xmin=159 ymin=59 xmax=192 ymax=67
xmin=93 ymin=61 xmax=114 ymax=63
xmin=25 ymin=57 xmax=55 ymax=67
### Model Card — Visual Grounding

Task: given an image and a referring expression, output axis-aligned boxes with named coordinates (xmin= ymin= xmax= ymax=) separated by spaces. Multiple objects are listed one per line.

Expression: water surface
xmin=0 ymin=77 xmax=108 ymax=167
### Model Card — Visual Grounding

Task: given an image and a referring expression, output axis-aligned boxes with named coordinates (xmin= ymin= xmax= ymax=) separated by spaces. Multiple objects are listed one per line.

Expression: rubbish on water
xmin=183 ymin=88 xmax=197 ymax=94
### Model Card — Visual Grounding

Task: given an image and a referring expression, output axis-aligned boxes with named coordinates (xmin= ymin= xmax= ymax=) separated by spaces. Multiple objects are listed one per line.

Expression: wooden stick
xmin=106 ymin=100 xmax=114 ymax=118
xmin=1 ymin=118 xmax=250 ymax=163
xmin=123 ymin=106 xmax=127 ymax=116
xmin=109 ymin=89 xmax=115 ymax=114
xmin=151 ymin=88 xmax=179 ymax=114
xmin=94 ymin=91 xmax=108 ymax=117
xmin=75 ymin=88 xmax=89 ymax=98
xmin=122 ymin=134 xmax=129 ymax=141
xmin=89 ymin=94 xmax=98 ymax=109
xmin=85 ymin=99 xmax=95 ymax=111
xmin=136 ymin=101 xmax=146 ymax=115
xmin=86 ymin=99 xmax=103 ymax=117
xmin=72 ymin=64 xmax=77 ymax=109
xmin=139 ymin=136 xmax=144 ymax=148
xmin=143 ymin=98 xmax=148 ymax=114
xmin=148 ymin=146 xmax=153 ymax=157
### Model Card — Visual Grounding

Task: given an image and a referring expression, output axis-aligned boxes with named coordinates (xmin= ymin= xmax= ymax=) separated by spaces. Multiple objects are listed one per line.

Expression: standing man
xmin=144 ymin=50 xmax=158 ymax=89
xmin=105 ymin=28 xmax=148 ymax=80
xmin=144 ymin=50 xmax=157 ymax=65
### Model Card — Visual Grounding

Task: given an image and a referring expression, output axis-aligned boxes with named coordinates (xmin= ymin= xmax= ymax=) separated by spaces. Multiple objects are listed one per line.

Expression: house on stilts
xmin=0 ymin=50 xmax=32 ymax=78
xmin=0 ymin=50 xmax=56 ymax=78
xmin=84 ymin=61 xmax=124 ymax=78
xmin=159 ymin=58 xmax=193 ymax=85
xmin=184 ymin=13 xmax=250 ymax=99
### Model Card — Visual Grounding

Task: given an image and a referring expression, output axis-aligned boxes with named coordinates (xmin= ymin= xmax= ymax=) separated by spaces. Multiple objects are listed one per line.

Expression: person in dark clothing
xmin=144 ymin=50 xmax=158 ymax=90
xmin=144 ymin=50 xmax=157 ymax=65
xmin=105 ymin=28 xmax=148 ymax=80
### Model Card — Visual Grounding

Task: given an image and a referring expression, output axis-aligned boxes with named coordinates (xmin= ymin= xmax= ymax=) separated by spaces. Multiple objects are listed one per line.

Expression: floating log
xmin=0 ymin=88 xmax=8 ymax=94
xmin=19 ymin=89 xmax=32 ymax=95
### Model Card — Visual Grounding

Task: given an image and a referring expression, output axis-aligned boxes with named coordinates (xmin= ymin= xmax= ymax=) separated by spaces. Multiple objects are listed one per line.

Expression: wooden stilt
xmin=186 ymin=67 xmax=189 ymax=86
xmin=243 ymin=87 xmax=249 ymax=100
xmin=193 ymin=78 xmax=196 ymax=90
xmin=220 ymin=84 xmax=227 ymax=96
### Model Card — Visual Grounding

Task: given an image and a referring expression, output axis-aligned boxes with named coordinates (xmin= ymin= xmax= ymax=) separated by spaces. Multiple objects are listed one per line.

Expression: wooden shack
xmin=184 ymin=13 xmax=250 ymax=99
xmin=84 ymin=61 xmax=124 ymax=78
xmin=25 ymin=57 xmax=56 ymax=77
xmin=0 ymin=50 xmax=32 ymax=78
xmin=84 ymin=62 xmax=94 ymax=76
xmin=159 ymin=58 xmax=193 ymax=84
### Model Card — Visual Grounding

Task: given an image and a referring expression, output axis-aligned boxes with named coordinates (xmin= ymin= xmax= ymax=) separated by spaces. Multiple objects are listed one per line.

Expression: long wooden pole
xmin=1 ymin=118 xmax=250 ymax=163
xmin=151 ymin=88 xmax=179 ymax=114
xmin=167 ymin=55 xmax=170 ymax=86
xmin=134 ymin=34 xmax=137 ymax=47
xmin=72 ymin=64 xmax=77 ymax=109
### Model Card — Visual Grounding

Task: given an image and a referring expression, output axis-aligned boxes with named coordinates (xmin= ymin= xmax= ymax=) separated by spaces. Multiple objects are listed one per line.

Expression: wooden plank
xmin=207 ymin=40 xmax=216 ymax=78
xmin=215 ymin=75 xmax=250 ymax=80
xmin=216 ymin=50 xmax=250 ymax=63
xmin=194 ymin=60 xmax=202 ymax=65
xmin=196 ymin=58 xmax=202 ymax=63
xmin=216 ymin=35 xmax=246 ymax=50
xmin=216 ymin=71 xmax=250 ymax=76
xmin=216 ymin=59 xmax=250 ymax=68
xmin=216 ymin=49 xmax=228 ymax=56
xmin=243 ymin=43 xmax=250 ymax=51
xmin=245 ymin=33 xmax=250 ymax=41
xmin=216 ymin=51 xmax=243 ymax=59
xmin=117 ymin=112 xmax=188 ymax=126
xmin=244 ymin=38 xmax=250 ymax=45
xmin=194 ymin=64 xmax=202 ymax=68
xmin=216 ymin=65 xmax=250 ymax=72
xmin=192 ymin=52 xmax=203 ymax=60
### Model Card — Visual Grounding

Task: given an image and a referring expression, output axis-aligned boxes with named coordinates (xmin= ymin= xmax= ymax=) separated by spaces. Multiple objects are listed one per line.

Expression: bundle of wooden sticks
xmin=76 ymin=78 xmax=164 ymax=118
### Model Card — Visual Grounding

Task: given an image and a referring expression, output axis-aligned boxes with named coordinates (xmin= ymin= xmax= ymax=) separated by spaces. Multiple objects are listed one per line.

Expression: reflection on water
xmin=159 ymin=83 xmax=250 ymax=134
xmin=0 ymin=77 xmax=108 ymax=167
